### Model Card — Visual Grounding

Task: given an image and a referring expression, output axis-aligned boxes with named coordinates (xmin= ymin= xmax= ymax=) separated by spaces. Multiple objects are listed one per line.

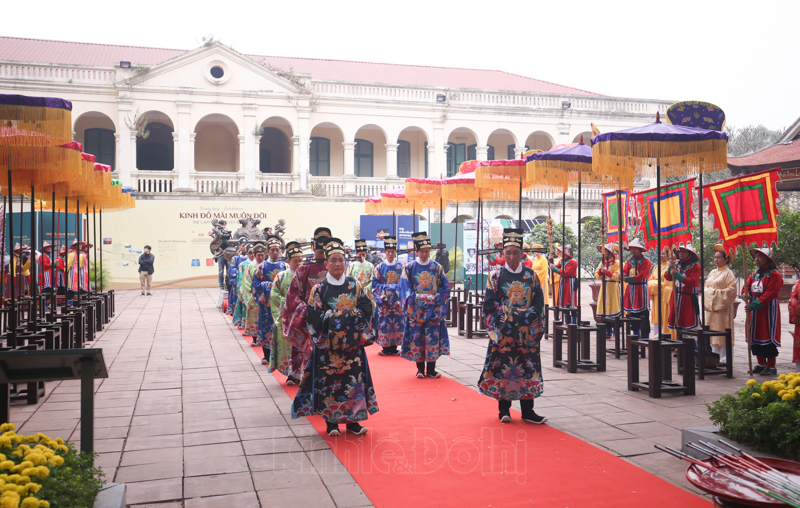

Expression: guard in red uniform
xmin=743 ymin=247 xmax=783 ymax=376
xmin=622 ymin=239 xmax=652 ymax=338
xmin=552 ymin=245 xmax=578 ymax=324
xmin=282 ymin=227 xmax=330 ymax=371
xmin=37 ymin=242 xmax=54 ymax=295
xmin=665 ymin=244 xmax=701 ymax=331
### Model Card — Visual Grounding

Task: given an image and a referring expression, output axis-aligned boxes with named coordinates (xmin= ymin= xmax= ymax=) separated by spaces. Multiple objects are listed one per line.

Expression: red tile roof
xmin=0 ymin=36 xmax=600 ymax=96
xmin=727 ymin=141 xmax=800 ymax=168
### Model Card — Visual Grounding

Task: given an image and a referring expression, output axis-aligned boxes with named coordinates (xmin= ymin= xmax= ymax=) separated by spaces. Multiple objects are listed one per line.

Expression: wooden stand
xmin=678 ymin=327 xmax=734 ymax=379
xmin=628 ymin=334 xmax=696 ymax=398
xmin=554 ymin=321 xmax=607 ymax=373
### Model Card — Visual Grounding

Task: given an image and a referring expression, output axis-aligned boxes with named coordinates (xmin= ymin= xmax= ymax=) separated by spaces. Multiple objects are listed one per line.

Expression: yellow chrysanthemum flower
xmin=38 ymin=501 xmax=48 ymax=508
xmin=14 ymin=478 xmax=28 ymax=486
xmin=779 ymin=374 xmax=787 ymax=380
xmin=57 ymin=446 xmax=67 ymax=454
xmin=0 ymin=486 xmax=15 ymax=493
xmin=0 ymin=491 xmax=19 ymax=508
xmin=47 ymin=456 xmax=63 ymax=467
xmin=53 ymin=439 xmax=63 ymax=446
xmin=0 ymin=425 xmax=14 ymax=433
xmin=746 ymin=379 xmax=757 ymax=386
xmin=32 ymin=468 xmax=47 ymax=481
xmin=752 ymin=393 xmax=762 ymax=398
xmin=783 ymin=394 xmax=793 ymax=401
xmin=21 ymin=497 xmax=39 ymax=508
xmin=0 ymin=464 xmax=11 ymax=472
xmin=779 ymin=390 xmax=788 ymax=397
xmin=21 ymin=486 xmax=36 ymax=495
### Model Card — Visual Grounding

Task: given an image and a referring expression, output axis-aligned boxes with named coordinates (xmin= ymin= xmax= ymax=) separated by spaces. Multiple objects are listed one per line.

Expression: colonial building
xmin=0 ymin=36 xmax=672 ymax=287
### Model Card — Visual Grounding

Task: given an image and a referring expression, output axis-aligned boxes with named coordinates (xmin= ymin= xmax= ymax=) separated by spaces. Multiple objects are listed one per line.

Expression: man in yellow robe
xmin=648 ymin=249 xmax=676 ymax=340
xmin=595 ymin=243 xmax=620 ymax=338
xmin=530 ymin=244 xmax=549 ymax=304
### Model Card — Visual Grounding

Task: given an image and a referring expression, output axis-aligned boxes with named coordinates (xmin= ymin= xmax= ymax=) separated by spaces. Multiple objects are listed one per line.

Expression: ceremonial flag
xmin=602 ymin=190 xmax=629 ymax=245
xmin=703 ymin=167 xmax=781 ymax=254
xmin=631 ymin=178 xmax=695 ymax=252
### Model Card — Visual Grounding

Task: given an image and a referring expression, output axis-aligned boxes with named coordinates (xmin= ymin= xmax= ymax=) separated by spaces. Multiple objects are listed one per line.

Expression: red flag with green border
xmin=703 ymin=167 xmax=781 ymax=254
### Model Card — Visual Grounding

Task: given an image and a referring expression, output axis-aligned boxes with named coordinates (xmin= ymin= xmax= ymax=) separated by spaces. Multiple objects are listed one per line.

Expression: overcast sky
xmin=5 ymin=0 xmax=797 ymax=131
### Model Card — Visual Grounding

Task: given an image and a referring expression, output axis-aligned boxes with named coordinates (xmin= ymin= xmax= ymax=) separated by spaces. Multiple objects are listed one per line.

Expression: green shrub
xmin=707 ymin=376 xmax=800 ymax=460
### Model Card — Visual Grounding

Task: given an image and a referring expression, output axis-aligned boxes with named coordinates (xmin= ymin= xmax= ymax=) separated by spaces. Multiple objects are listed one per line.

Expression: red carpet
xmin=232 ymin=315 xmax=709 ymax=507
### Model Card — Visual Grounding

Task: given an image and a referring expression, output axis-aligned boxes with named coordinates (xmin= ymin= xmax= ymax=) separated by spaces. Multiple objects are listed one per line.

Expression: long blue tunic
xmin=372 ymin=260 xmax=406 ymax=348
xmin=398 ymin=259 xmax=450 ymax=362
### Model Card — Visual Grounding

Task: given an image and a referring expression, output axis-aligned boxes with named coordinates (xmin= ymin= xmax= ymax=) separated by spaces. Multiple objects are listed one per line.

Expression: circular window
xmin=210 ymin=66 xmax=224 ymax=79
xmin=205 ymin=60 xmax=230 ymax=84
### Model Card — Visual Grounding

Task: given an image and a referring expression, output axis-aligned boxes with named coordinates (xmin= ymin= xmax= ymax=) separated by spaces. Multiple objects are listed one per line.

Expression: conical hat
xmin=626 ymin=238 xmax=647 ymax=252
xmin=678 ymin=243 xmax=699 ymax=261
xmin=749 ymin=247 xmax=776 ymax=267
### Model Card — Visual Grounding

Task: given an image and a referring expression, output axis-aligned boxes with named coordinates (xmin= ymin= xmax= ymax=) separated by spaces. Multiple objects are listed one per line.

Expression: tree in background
xmin=726 ymin=125 xmax=785 ymax=157
xmin=524 ymin=221 xmax=577 ymax=258
xmin=577 ymin=216 xmax=603 ymax=280
xmin=447 ymin=247 xmax=464 ymax=282
xmin=776 ymin=206 xmax=800 ymax=278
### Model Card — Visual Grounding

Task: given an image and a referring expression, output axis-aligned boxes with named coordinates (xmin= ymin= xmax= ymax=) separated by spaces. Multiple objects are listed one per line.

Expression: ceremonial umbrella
xmin=0 ymin=94 xmax=76 ymax=340
xmin=473 ymin=158 xmax=529 ymax=223
xmin=591 ymin=113 xmax=728 ymax=369
xmin=364 ymin=194 xmax=383 ymax=216
xmin=665 ymin=101 xmax=727 ymax=330
xmin=441 ymin=163 xmax=515 ymax=296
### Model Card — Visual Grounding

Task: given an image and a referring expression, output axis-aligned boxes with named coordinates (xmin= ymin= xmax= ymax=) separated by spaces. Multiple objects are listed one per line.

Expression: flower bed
xmin=0 ymin=424 xmax=104 ymax=508
xmin=707 ymin=373 xmax=800 ymax=461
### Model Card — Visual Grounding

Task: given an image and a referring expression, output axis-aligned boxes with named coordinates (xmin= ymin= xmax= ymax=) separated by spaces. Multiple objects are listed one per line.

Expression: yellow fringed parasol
xmin=0 ymin=94 xmax=73 ymax=147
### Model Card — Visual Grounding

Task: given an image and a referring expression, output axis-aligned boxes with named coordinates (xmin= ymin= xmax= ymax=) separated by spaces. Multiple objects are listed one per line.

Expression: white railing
xmin=133 ymin=171 xmax=176 ymax=194
xmin=310 ymin=177 xmax=390 ymax=198
xmin=0 ymin=63 xmax=117 ymax=85
xmin=257 ymin=173 xmax=294 ymax=195
xmin=313 ymin=80 xmax=670 ymax=116
xmin=193 ymin=172 xmax=240 ymax=195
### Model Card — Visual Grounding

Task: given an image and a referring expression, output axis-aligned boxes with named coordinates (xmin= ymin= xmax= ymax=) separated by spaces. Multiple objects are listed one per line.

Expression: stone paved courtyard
xmin=7 ymin=285 xmax=795 ymax=507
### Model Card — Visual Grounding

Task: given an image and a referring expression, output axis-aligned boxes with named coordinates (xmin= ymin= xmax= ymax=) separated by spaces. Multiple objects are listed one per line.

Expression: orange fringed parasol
xmin=364 ymin=194 xmax=382 ymax=215
xmin=473 ymin=159 xmax=531 ymax=196
xmin=0 ymin=94 xmax=73 ymax=147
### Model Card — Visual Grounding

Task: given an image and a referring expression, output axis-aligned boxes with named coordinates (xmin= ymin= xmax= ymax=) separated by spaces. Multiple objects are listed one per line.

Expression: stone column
xmin=385 ymin=143 xmax=399 ymax=180
xmin=241 ymin=104 xmax=258 ymax=193
xmin=426 ymin=144 xmax=436 ymax=178
xmin=188 ymin=133 xmax=196 ymax=191
xmin=116 ymin=97 xmax=133 ymax=186
xmin=514 ymin=146 xmax=526 ymax=159
xmin=475 ymin=146 xmax=489 ymax=161
xmin=296 ymin=107 xmax=311 ymax=193
xmin=432 ymin=123 xmax=447 ymax=178
xmin=343 ymin=141 xmax=356 ymax=196
xmin=238 ymin=134 xmax=248 ymax=194
xmin=130 ymin=131 xmax=138 ymax=174
xmin=175 ymin=99 xmax=193 ymax=191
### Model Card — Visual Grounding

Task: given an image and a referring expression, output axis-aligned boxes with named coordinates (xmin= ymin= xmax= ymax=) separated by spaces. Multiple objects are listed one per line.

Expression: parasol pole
xmin=518 ymin=177 xmax=523 ymax=224
xmin=577 ymin=182 xmax=582 ymax=323
xmin=601 ymin=196 xmax=607 ymax=319
xmin=30 ymin=185 xmax=38 ymax=328
xmin=561 ymin=189 xmax=566 ymax=310
xmin=93 ymin=205 xmax=97 ymax=294
xmin=1 ymin=195 xmax=5 ymax=305
xmin=75 ymin=198 xmax=79 ymax=306
xmin=62 ymin=196 xmax=67 ymax=312
xmin=7 ymin=164 xmax=16 ymax=346
xmin=454 ymin=202 xmax=459 ymax=284
xmin=475 ymin=197 xmax=481 ymax=300
xmin=439 ymin=197 xmax=443 ymax=250
xmin=617 ymin=189 xmax=624 ymax=326
xmin=699 ymin=173 xmax=706 ymax=328
xmin=657 ymin=160 xmax=662 ymax=339
xmin=51 ymin=191 xmax=56 ymax=314
xmin=744 ymin=241 xmax=753 ymax=376
xmin=100 ymin=209 xmax=104 ymax=294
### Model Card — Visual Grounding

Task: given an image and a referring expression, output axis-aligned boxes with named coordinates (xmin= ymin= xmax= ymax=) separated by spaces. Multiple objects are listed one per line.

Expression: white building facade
xmin=0 ymin=37 xmax=671 ymax=286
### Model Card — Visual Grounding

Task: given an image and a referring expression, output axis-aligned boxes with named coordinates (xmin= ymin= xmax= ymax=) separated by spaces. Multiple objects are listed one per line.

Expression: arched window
xmin=397 ymin=140 xmax=411 ymax=178
xmin=136 ymin=122 xmax=174 ymax=171
xmin=355 ymin=139 xmax=373 ymax=177
xmin=84 ymin=128 xmax=115 ymax=170
xmin=447 ymin=143 xmax=466 ymax=177
xmin=310 ymin=137 xmax=330 ymax=176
